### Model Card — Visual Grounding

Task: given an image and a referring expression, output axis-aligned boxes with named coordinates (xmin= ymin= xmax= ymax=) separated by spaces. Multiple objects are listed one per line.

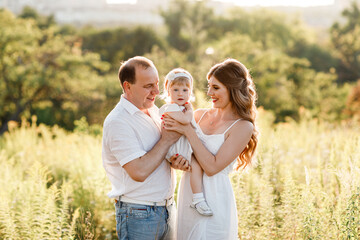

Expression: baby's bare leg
xmin=189 ymin=155 xmax=213 ymax=216
xmin=190 ymin=158 xmax=203 ymax=193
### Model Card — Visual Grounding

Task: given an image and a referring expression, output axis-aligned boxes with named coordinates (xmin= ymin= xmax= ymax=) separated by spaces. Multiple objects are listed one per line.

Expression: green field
xmin=0 ymin=112 xmax=359 ymax=239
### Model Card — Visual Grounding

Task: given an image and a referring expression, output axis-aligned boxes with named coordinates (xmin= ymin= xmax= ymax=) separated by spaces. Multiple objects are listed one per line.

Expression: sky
xmin=106 ymin=0 xmax=336 ymax=7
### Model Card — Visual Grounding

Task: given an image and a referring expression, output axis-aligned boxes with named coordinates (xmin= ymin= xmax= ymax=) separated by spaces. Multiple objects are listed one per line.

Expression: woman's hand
xmin=160 ymin=120 xmax=181 ymax=144
xmin=163 ymin=114 xmax=192 ymax=136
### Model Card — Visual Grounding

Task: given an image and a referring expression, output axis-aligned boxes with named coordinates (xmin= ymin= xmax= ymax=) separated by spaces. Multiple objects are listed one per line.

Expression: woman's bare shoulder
xmin=232 ymin=119 xmax=254 ymax=135
xmin=194 ymin=108 xmax=208 ymax=122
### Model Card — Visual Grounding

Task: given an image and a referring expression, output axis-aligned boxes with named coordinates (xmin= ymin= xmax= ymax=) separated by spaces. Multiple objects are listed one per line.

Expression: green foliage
xmin=0 ymin=9 xmax=110 ymax=133
xmin=288 ymin=41 xmax=339 ymax=73
xmin=0 ymin=2 xmax=358 ymax=133
xmin=81 ymin=26 xmax=164 ymax=69
xmin=160 ymin=0 xmax=190 ymax=52
xmin=210 ymin=8 xmax=300 ymax=50
xmin=157 ymin=3 xmax=350 ymax=121
xmin=160 ymin=0 xmax=215 ymax=61
xmin=331 ymin=1 xmax=360 ymax=82
xmin=346 ymin=80 xmax=360 ymax=119
xmin=18 ymin=6 xmax=56 ymax=29
xmin=74 ymin=116 xmax=102 ymax=137
xmin=201 ymin=33 xmax=348 ymax=121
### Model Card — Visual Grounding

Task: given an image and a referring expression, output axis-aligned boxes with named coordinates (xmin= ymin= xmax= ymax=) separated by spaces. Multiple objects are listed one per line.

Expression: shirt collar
xmin=119 ymin=95 xmax=142 ymax=115
xmin=119 ymin=95 xmax=159 ymax=116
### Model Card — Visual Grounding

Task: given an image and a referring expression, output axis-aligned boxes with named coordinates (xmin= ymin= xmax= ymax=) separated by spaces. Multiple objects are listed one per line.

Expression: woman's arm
xmin=163 ymin=117 xmax=253 ymax=176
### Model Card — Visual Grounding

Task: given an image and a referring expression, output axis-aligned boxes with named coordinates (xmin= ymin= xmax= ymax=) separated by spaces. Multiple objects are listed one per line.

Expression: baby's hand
xmin=169 ymin=154 xmax=191 ymax=172
xmin=184 ymin=102 xmax=192 ymax=110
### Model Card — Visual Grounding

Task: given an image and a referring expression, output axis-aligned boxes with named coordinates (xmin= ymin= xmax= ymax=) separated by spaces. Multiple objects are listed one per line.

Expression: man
xmin=102 ymin=56 xmax=189 ymax=240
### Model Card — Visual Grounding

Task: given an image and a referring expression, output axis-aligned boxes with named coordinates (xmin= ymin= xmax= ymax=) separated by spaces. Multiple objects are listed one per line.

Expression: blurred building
xmin=267 ymin=0 xmax=357 ymax=29
xmin=0 ymin=0 xmax=358 ymax=28
xmin=0 ymin=0 xmax=169 ymax=26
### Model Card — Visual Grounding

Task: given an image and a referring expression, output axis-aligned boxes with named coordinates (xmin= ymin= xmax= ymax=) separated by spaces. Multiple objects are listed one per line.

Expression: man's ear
xmin=123 ymin=81 xmax=131 ymax=95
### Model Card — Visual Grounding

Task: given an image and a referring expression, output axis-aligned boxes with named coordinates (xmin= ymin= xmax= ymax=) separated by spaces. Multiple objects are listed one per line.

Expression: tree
xmin=210 ymin=33 xmax=348 ymax=121
xmin=0 ymin=10 xmax=110 ymax=134
xmin=330 ymin=1 xmax=360 ymax=82
xmin=81 ymin=26 xmax=163 ymax=70
xmin=160 ymin=0 xmax=190 ymax=52
xmin=160 ymin=0 xmax=215 ymax=61
xmin=19 ymin=6 xmax=56 ymax=29
xmin=287 ymin=41 xmax=338 ymax=73
xmin=346 ymin=80 xmax=360 ymax=119
xmin=207 ymin=8 xmax=304 ymax=50
xmin=207 ymin=8 xmax=338 ymax=73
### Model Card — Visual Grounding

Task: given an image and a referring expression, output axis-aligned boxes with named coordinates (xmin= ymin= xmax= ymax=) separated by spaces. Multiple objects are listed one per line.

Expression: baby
xmin=160 ymin=68 xmax=213 ymax=216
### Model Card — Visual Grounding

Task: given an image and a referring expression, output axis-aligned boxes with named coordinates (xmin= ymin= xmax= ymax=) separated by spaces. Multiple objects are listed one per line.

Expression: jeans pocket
xmin=115 ymin=203 xmax=127 ymax=239
xmin=115 ymin=212 xmax=122 ymax=239
xmin=129 ymin=207 xmax=149 ymax=219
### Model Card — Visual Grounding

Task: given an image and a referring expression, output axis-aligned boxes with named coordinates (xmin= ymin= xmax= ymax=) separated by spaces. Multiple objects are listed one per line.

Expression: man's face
xmin=126 ymin=66 xmax=160 ymax=111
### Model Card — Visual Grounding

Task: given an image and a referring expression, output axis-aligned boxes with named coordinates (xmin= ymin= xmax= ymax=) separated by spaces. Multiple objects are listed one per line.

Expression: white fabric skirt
xmin=176 ymin=171 xmax=238 ymax=240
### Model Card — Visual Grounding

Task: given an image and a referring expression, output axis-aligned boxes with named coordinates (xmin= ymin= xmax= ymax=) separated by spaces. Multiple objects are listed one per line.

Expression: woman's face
xmin=207 ymin=76 xmax=231 ymax=109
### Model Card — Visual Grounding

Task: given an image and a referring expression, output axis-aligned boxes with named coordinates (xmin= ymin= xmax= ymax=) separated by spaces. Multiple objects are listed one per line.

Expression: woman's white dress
xmin=176 ymin=117 xmax=240 ymax=240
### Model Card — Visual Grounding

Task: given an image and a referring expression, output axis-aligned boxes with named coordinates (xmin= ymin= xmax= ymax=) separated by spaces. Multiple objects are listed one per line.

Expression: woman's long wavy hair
xmin=207 ymin=59 xmax=258 ymax=170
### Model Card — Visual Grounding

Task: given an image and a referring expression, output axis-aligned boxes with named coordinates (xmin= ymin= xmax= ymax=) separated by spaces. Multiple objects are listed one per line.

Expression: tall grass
xmin=234 ymin=110 xmax=360 ymax=239
xmin=0 ymin=113 xmax=359 ymax=239
xmin=0 ymin=120 xmax=115 ymax=239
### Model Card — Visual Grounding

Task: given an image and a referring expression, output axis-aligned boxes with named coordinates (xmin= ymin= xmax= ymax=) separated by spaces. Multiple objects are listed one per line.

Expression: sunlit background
xmin=107 ymin=0 xmax=336 ymax=7
xmin=0 ymin=0 xmax=359 ymax=239
xmin=220 ymin=0 xmax=335 ymax=7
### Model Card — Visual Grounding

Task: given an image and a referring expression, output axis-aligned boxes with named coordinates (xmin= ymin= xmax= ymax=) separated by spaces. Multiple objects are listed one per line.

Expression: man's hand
xmin=161 ymin=121 xmax=182 ymax=145
xmin=169 ymin=154 xmax=191 ymax=172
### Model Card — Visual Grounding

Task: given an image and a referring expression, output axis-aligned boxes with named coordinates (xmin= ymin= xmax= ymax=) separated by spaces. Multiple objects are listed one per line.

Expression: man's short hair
xmin=118 ymin=56 xmax=155 ymax=86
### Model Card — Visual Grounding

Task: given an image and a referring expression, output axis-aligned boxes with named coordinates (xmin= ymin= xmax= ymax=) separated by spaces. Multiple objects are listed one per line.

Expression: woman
xmin=163 ymin=59 xmax=258 ymax=239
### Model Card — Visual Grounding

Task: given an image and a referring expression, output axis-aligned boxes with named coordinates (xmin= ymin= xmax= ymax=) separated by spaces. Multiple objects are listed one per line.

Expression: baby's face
xmin=169 ymin=83 xmax=191 ymax=106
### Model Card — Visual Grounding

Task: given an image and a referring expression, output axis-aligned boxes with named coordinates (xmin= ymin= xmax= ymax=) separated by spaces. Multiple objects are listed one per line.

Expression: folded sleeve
xmin=160 ymin=103 xmax=182 ymax=114
xmin=108 ymin=121 xmax=146 ymax=166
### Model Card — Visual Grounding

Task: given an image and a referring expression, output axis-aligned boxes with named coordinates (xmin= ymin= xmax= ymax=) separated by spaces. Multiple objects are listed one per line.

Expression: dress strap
xmin=223 ymin=119 xmax=242 ymax=134
xmin=197 ymin=110 xmax=208 ymax=124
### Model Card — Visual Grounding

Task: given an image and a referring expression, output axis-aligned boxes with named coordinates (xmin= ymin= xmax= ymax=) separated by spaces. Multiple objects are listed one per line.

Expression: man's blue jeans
xmin=115 ymin=200 xmax=175 ymax=240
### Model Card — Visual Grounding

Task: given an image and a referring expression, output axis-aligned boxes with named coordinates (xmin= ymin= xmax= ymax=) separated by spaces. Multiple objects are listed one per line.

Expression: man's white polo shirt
xmin=102 ymin=96 xmax=175 ymax=202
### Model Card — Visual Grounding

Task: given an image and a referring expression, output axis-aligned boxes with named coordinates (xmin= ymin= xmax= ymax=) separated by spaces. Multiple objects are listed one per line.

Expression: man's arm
xmin=123 ymin=128 xmax=180 ymax=182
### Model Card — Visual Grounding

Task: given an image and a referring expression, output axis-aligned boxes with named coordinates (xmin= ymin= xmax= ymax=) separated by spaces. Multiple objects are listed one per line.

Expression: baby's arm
xmin=166 ymin=103 xmax=193 ymax=124
xmin=166 ymin=111 xmax=192 ymax=124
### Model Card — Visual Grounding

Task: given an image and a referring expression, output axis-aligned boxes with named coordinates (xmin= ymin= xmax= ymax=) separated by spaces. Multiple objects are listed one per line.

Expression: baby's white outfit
xmin=159 ymin=103 xmax=198 ymax=163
